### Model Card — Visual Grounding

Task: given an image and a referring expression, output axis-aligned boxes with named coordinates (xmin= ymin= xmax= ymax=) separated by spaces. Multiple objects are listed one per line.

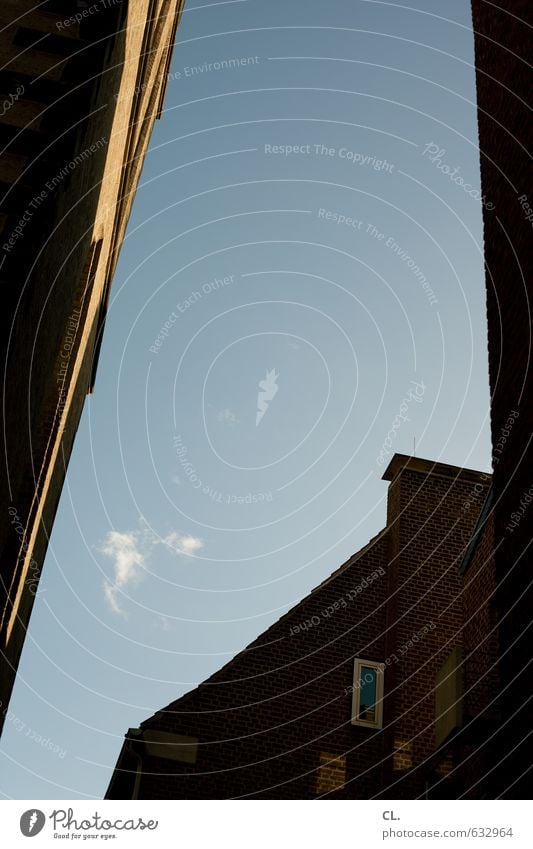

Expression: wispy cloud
xmin=100 ymin=523 xmax=204 ymax=614
xmin=103 ymin=581 xmax=123 ymax=615
xmin=163 ymin=531 xmax=204 ymax=556
xmin=101 ymin=531 xmax=145 ymax=615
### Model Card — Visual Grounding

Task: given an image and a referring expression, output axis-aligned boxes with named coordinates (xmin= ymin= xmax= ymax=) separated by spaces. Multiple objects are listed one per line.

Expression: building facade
xmin=0 ymin=0 xmax=185 ymax=734
xmin=107 ymin=455 xmax=494 ymax=799
xmin=470 ymin=0 xmax=532 ymax=799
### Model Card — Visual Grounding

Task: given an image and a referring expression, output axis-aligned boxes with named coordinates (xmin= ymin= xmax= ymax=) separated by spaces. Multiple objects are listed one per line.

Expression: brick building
xmin=107 ymin=455 xmax=494 ymax=799
xmin=469 ymin=0 xmax=532 ymax=798
xmin=0 ymin=0 xmax=185 ymax=734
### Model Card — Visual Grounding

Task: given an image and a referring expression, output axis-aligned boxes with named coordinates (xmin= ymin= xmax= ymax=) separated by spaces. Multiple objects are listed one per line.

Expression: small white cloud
xmin=163 ymin=531 xmax=204 ymax=556
xmin=103 ymin=531 xmax=144 ymax=586
xmin=99 ymin=523 xmax=204 ymax=613
xmin=180 ymin=534 xmax=204 ymax=554
xmin=217 ymin=408 xmax=239 ymax=426
xmin=100 ymin=530 xmax=145 ymax=614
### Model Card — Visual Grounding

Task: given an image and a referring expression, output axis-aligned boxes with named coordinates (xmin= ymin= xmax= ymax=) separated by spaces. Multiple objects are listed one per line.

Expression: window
xmin=351 ymin=658 xmax=385 ymax=728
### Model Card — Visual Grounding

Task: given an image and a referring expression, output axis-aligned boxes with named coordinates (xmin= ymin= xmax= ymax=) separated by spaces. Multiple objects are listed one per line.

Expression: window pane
xmin=359 ymin=666 xmax=377 ymax=722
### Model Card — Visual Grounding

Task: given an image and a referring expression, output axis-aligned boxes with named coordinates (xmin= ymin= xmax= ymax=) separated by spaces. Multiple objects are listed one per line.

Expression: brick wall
xmin=382 ymin=461 xmax=490 ymax=798
xmin=107 ymin=455 xmax=490 ymax=799
xmin=459 ymin=510 xmax=499 ymax=799
xmin=471 ymin=0 xmax=532 ymax=798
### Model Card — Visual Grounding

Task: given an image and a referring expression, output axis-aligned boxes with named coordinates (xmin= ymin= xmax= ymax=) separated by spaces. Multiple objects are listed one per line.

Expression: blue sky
xmin=0 ymin=0 xmax=491 ymax=799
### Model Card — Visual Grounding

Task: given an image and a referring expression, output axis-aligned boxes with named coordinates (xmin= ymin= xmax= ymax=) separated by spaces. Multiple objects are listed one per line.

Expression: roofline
xmin=382 ymin=453 xmax=492 ymax=485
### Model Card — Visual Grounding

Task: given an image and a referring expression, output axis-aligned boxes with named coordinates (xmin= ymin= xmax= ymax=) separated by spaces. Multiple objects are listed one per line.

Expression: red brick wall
xmin=458 ymin=513 xmax=499 ymax=799
xmin=138 ymin=531 xmax=390 ymax=800
xmin=383 ymin=467 xmax=490 ymax=798
xmin=108 ymin=457 xmax=490 ymax=799
xmin=462 ymin=514 xmax=498 ymax=726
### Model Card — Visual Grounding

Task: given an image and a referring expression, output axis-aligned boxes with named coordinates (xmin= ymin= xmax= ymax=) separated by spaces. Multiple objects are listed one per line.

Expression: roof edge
xmin=382 ymin=453 xmax=491 ymax=485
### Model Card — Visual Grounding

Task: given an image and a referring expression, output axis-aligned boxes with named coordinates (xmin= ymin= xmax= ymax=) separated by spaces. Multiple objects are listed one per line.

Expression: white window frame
xmin=351 ymin=658 xmax=385 ymax=728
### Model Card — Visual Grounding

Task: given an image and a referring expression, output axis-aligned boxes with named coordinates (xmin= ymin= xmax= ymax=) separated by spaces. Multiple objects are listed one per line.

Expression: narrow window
xmin=351 ymin=658 xmax=384 ymax=728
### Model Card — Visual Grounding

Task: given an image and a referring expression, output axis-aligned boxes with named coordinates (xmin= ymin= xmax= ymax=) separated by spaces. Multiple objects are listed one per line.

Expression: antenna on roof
xmin=413 ymin=436 xmax=416 ymax=457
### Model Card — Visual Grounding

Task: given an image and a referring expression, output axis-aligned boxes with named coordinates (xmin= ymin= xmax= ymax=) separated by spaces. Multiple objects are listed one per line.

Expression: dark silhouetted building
xmin=0 ymin=0 xmax=185 ymax=735
xmin=469 ymin=0 xmax=532 ymax=799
